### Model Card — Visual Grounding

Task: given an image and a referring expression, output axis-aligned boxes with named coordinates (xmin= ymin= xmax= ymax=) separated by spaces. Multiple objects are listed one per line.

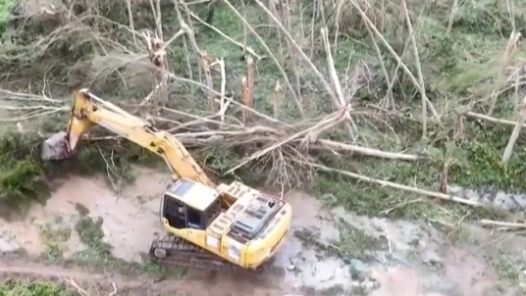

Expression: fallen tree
xmin=0 ymin=0 xmax=525 ymax=221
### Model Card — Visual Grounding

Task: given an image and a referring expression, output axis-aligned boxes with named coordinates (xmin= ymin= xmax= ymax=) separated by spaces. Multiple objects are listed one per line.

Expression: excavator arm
xmin=42 ymin=88 xmax=215 ymax=188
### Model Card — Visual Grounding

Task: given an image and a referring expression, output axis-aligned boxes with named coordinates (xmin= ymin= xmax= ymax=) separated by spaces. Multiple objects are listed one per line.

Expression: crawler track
xmin=149 ymin=236 xmax=275 ymax=277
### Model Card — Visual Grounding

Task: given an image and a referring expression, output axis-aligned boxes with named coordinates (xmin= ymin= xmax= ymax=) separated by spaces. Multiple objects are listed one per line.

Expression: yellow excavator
xmin=41 ymin=88 xmax=292 ymax=272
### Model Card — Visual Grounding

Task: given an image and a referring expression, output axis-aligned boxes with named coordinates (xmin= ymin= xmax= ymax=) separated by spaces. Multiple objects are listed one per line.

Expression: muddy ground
xmin=0 ymin=166 xmax=525 ymax=296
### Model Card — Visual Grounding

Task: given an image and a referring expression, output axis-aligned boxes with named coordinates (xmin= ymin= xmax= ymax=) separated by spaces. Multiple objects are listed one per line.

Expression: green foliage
xmin=0 ymin=0 xmax=15 ymax=32
xmin=0 ymin=133 xmax=49 ymax=211
xmin=0 ymin=281 xmax=73 ymax=296
xmin=450 ymin=124 xmax=526 ymax=192
xmin=0 ymin=0 xmax=524 ymax=228
xmin=449 ymin=0 xmax=525 ymax=36
xmin=75 ymin=216 xmax=106 ymax=250
xmin=314 ymin=121 xmax=525 ymax=221
xmin=310 ymin=0 xmax=526 ymax=223
xmin=492 ymin=250 xmax=526 ymax=284
xmin=0 ymin=130 xmax=162 ymax=214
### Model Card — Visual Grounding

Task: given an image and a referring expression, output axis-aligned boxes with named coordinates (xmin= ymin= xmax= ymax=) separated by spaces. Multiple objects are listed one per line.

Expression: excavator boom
xmin=42 ymin=88 xmax=215 ymax=188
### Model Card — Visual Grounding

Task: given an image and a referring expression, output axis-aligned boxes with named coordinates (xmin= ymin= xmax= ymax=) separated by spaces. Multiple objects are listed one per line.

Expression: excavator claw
xmin=41 ymin=131 xmax=73 ymax=161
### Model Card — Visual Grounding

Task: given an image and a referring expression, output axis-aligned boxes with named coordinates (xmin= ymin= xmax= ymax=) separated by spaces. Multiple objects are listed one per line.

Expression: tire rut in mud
xmin=0 ymin=258 xmax=289 ymax=296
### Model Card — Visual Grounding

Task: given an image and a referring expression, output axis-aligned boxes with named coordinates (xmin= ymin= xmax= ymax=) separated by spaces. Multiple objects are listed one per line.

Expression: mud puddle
xmin=276 ymin=191 xmax=524 ymax=296
xmin=0 ymin=166 xmax=171 ymax=262
xmin=449 ymin=185 xmax=526 ymax=211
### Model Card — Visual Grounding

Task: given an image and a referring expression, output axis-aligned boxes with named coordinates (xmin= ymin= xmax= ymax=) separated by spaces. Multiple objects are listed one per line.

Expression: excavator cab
xmin=161 ymin=178 xmax=222 ymax=230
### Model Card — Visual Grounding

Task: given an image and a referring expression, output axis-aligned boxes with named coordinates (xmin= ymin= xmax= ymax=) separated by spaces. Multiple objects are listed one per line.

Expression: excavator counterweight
xmin=42 ymin=88 xmax=292 ymax=273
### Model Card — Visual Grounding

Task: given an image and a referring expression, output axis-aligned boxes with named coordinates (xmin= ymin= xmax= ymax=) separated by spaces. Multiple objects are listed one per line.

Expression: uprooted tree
xmin=0 ymin=0 xmax=525 ymax=219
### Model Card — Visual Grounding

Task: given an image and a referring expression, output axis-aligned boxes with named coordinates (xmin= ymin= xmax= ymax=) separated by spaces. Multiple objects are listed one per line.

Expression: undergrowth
xmin=0 ymin=0 xmax=15 ymax=31
xmin=69 ymin=214 xmax=176 ymax=279
xmin=0 ymin=130 xmax=160 ymax=216
xmin=0 ymin=281 xmax=73 ymax=296
xmin=0 ymin=133 xmax=48 ymax=212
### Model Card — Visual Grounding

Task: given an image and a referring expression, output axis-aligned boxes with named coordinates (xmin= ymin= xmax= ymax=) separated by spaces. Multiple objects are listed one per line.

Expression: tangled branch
xmin=2 ymin=0 xmax=522 ymax=212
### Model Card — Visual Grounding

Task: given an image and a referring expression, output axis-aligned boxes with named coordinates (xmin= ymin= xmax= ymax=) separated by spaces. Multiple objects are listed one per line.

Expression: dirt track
xmin=0 ymin=259 xmax=289 ymax=296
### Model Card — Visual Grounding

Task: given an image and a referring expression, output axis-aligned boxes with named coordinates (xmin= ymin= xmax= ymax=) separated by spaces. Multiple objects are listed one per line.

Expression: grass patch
xmin=39 ymin=222 xmax=71 ymax=262
xmin=71 ymin=215 xmax=182 ymax=279
xmin=336 ymin=225 xmax=386 ymax=262
xmin=0 ymin=129 xmax=162 ymax=216
xmin=294 ymin=223 xmax=385 ymax=262
xmin=0 ymin=280 xmax=74 ymax=296
xmin=74 ymin=216 xmax=108 ymax=252
xmin=0 ymin=134 xmax=49 ymax=214
xmin=492 ymin=249 xmax=526 ymax=285
xmin=0 ymin=0 xmax=15 ymax=32
xmin=74 ymin=203 xmax=89 ymax=217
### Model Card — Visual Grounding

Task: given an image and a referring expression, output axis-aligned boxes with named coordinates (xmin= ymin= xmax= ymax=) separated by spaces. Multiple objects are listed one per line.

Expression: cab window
xmin=187 ymin=206 xmax=203 ymax=229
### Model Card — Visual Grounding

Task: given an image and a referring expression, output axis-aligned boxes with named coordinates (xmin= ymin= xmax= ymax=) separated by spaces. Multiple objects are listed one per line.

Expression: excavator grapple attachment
xmin=41 ymin=131 xmax=72 ymax=161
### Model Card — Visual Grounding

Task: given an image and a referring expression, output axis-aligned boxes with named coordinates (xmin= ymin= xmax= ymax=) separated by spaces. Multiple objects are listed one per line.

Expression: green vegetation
xmin=0 ymin=134 xmax=49 ymax=213
xmin=0 ymin=0 xmax=524 ymax=229
xmin=75 ymin=216 xmax=107 ymax=251
xmin=39 ymin=222 xmax=71 ymax=261
xmin=335 ymin=225 xmax=386 ymax=262
xmin=0 ymin=0 xmax=525 ymax=293
xmin=294 ymin=223 xmax=386 ymax=262
xmin=492 ymin=249 xmax=526 ymax=286
xmin=0 ymin=0 xmax=15 ymax=32
xmin=0 ymin=281 xmax=74 ymax=296
xmin=71 ymin=214 xmax=177 ymax=279
xmin=308 ymin=0 xmax=526 ymax=223
xmin=0 ymin=131 xmax=157 ymax=215
xmin=72 ymin=215 xmax=119 ymax=266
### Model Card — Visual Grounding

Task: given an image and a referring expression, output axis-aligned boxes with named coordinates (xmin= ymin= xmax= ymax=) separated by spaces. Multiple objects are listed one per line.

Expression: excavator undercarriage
xmin=148 ymin=236 xmax=273 ymax=276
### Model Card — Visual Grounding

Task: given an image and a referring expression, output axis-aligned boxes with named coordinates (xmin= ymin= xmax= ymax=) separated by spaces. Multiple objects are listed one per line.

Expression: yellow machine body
xmin=161 ymin=178 xmax=291 ymax=269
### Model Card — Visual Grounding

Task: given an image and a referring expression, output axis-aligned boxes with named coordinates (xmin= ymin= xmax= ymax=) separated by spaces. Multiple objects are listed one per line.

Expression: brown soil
xmin=0 ymin=259 xmax=287 ymax=296
xmin=0 ymin=166 xmax=524 ymax=296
